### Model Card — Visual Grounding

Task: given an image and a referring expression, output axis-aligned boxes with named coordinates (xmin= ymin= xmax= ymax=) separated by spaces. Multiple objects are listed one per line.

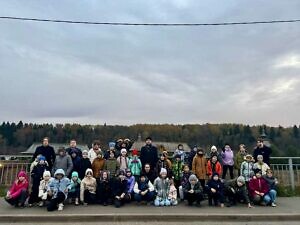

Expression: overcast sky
xmin=0 ymin=1 xmax=299 ymax=127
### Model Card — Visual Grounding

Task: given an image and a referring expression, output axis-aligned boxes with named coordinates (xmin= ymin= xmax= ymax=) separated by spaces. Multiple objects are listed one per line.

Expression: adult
xmin=140 ymin=137 xmax=158 ymax=172
xmin=66 ymin=139 xmax=82 ymax=158
xmin=253 ymin=138 xmax=272 ymax=166
xmin=187 ymin=145 xmax=197 ymax=170
xmin=88 ymin=140 xmax=102 ymax=164
xmin=32 ymin=137 xmax=56 ymax=171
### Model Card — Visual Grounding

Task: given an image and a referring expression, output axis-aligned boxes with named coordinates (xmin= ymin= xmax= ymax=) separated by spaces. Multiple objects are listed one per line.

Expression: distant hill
xmin=0 ymin=121 xmax=299 ymax=156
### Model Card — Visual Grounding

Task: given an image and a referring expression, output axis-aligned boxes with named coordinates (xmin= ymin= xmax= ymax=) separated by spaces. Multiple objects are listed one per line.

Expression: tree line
xmin=0 ymin=121 xmax=299 ymax=156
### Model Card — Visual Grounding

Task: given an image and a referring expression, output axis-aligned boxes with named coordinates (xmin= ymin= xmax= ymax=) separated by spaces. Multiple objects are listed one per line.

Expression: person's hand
xmin=64 ymin=188 xmax=68 ymax=194
xmin=189 ymin=189 xmax=194 ymax=194
xmin=255 ymin=191 xmax=259 ymax=195
xmin=230 ymin=188 xmax=235 ymax=194
xmin=116 ymin=196 xmax=120 ymax=200
xmin=259 ymin=192 xmax=264 ymax=197
xmin=120 ymin=193 xmax=125 ymax=199
xmin=6 ymin=193 xmax=11 ymax=199
xmin=211 ymin=188 xmax=216 ymax=193
xmin=48 ymin=190 xmax=53 ymax=197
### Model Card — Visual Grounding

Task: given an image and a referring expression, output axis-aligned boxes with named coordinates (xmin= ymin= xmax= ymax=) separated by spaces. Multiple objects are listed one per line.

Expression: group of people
xmin=4 ymin=136 xmax=277 ymax=212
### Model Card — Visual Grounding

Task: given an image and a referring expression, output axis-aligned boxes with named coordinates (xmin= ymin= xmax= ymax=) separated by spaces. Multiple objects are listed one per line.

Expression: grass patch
xmin=0 ymin=185 xmax=7 ymax=197
xmin=277 ymin=185 xmax=300 ymax=197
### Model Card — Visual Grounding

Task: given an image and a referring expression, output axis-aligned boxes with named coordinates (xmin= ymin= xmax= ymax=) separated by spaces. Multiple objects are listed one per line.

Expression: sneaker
xmin=38 ymin=202 xmax=44 ymax=207
xmin=58 ymin=203 xmax=64 ymax=211
xmin=271 ymin=202 xmax=277 ymax=207
xmin=75 ymin=199 xmax=79 ymax=206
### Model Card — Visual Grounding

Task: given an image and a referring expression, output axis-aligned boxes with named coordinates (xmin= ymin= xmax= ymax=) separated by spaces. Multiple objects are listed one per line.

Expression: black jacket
xmin=112 ymin=178 xmax=128 ymax=197
xmin=140 ymin=144 xmax=158 ymax=170
xmin=32 ymin=145 xmax=56 ymax=169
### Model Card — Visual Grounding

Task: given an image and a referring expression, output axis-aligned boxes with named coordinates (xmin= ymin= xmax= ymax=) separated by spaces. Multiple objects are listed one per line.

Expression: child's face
xmin=170 ymin=179 xmax=174 ymax=185
xmin=256 ymin=173 xmax=262 ymax=178
xmin=258 ymin=157 xmax=263 ymax=162
xmin=110 ymin=152 xmax=114 ymax=158
xmin=144 ymin=165 xmax=150 ymax=172
xmin=213 ymin=175 xmax=219 ymax=181
xmin=190 ymin=179 xmax=197 ymax=185
xmin=56 ymin=174 xmax=63 ymax=180
xmin=237 ymin=181 xmax=243 ymax=187
xmin=240 ymin=147 xmax=245 ymax=152
xmin=267 ymin=172 xmax=273 ymax=178
xmin=161 ymin=173 xmax=167 ymax=179
xmin=44 ymin=176 xmax=50 ymax=181
xmin=59 ymin=151 xmax=64 ymax=156
xmin=18 ymin=176 xmax=25 ymax=182
xmin=140 ymin=176 xmax=146 ymax=182
xmin=97 ymin=154 xmax=102 ymax=159
xmin=160 ymin=155 xmax=165 ymax=160
xmin=175 ymin=157 xmax=180 ymax=162
xmin=71 ymin=153 xmax=77 ymax=158
xmin=126 ymin=171 xmax=131 ymax=177
xmin=178 ymin=146 xmax=183 ymax=150
xmin=212 ymin=156 xmax=217 ymax=163
xmin=246 ymin=157 xmax=251 ymax=162
xmin=39 ymin=160 xmax=45 ymax=165
xmin=86 ymin=172 xmax=92 ymax=178
xmin=83 ymin=153 xmax=88 ymax=159
xmin=119 ymin=174 xmax=125 ymax=180
xmin=183 ymin=166 xmax=189 ymax=173
xmin=121 ymin=152 xmax=126 ymax=157
xmin=72 ymin=176 xmax=78 ymax=182
xmin=102 ymin=172 xmax=108 ymax=179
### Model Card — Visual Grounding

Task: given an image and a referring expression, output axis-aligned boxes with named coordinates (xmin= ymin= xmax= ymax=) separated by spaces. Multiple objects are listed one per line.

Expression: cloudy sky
xmin=0 ymin=1 xmax=299 ymax=127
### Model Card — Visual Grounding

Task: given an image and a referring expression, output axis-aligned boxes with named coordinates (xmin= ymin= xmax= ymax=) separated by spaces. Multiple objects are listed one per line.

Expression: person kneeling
xmin=80 ymin=169 xmax=97 ymax=205
xmin=112 ymin=170 xmax=130 ymax=208
xmin=154 ymin=168 xmax=171 ymax=206
xmin=184 ymin=174 xmax=203 ymax=207
xmin=205 ymin=172 xmax=224 ymax=207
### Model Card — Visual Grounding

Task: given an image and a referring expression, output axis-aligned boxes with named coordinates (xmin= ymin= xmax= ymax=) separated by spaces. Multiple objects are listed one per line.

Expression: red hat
xmin=132 ymin=149 xmax=138 ymax=156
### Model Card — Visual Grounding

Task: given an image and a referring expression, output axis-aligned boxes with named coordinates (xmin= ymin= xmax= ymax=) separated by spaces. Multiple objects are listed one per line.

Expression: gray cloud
xmin=0 ymin=0 xmax=299 ymax=126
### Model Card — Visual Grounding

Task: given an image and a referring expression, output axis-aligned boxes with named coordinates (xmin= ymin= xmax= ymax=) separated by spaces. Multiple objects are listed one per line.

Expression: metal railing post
xmin=289 ymin=158 xmax=295 ymax=191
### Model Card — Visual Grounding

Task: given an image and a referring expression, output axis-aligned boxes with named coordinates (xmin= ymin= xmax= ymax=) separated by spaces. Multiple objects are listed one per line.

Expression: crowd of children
xmin=4 ymin=138 xmax=278 ymax=211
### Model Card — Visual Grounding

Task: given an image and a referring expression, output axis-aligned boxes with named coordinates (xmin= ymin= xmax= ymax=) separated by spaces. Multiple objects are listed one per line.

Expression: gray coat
xmin=52 ymin=154 xmax=73 ymax=177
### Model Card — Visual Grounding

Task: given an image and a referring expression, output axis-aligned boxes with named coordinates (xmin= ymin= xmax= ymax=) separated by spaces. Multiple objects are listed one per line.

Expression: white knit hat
xmin=211 ymin=145 xmax=217 ymax=151
xmin=43 ymin=171 xmax=51 ymax=178
xmin=160 ymin=168 xmax=167 ymax=175
xmin=121 ymin=148 xmax=127 ymax=154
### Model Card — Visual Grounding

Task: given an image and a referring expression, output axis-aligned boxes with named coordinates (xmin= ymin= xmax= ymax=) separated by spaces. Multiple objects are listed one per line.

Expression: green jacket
xmin=104 ymin=158 xmax=119 ymax=178
xmin=172 ymin=161 xmax=183 ymax=181
xmin=234 ymin=152 xmax=246 ymax=170
xmin=128 ymin=156 xmax=142 ymax=176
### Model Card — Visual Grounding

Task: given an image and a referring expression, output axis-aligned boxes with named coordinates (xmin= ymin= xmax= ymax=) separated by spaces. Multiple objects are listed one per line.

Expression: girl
xmin=80 ymin=169 xmax=97 ymax=205
xmin=263 ymin=169 xmax=278 ymax=207
xmin=192 ymin=148 xmax=207 ymax=189
xmin=125 ymin=169 xmax=135 ymax=200
xmin=117 ymin=148 xmax=129 ymax=171
xmin=249 ymin=169 xmax=269 ymax=205
xmin=92 ymin=151 xmax=105 ymax=179
xmin=79 ymin=150 xmax=92 ymax=180
xmin=168 ymin=178 xmax=178 ymax=206
xmin=207 ymin=155 xmax=222 ymax=179
xmin=68 ymin=171 xmax=81 ymax=205
xmin=179 ymin=165 xmax=192 ymax=201
xmin=128 ymin=149 xmax=142 ymax=180
xmin=96 ymin=170 xmax=112 ymax=206
xmin=38 ymin=170 xmax=51 ymax=207
xmin=221 ymin=144 xmax=234 ymax=179
xmin=253 ymin=155 xmax=270 ymax=175
xmin=104 ymin=150 xmax=120 ymax=178
xmin=234 ymin=144 xmax=247 ymax=176
xmin=5 ymin=170 xmax=29 ymax=208
xmin=240 ymin=154 xmax=254 ymax=187
xmin=112 ymin=170 xmax=130 ymax=208
xmin=172 ymin=154 xmax=183 ymax=192
xmin=156 ymin=154 xmax=171 ymax=178
xmin=154 ymin=168 xmax=171 ymax=207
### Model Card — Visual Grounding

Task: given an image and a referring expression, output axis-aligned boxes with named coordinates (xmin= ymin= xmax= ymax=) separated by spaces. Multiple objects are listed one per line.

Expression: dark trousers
xmin=5 ymin=189 xmax=27 ymax=207
xmin=84 ymin=190 xmax=97 ymax=204
xmin=199 ymin=179 xmax=206 ymax=190
xmin=207 ymin=191 xmax=224 ymax=206
xmin=222 ymin=165 xmax=234 ymax=179
xmin=96 ymin=189 xmax=111 ymax=204
xmin=68 ymin=188 xmax=80 ymax=199
xmin=47 ymin=192 xmax=65 ymax=211
xmin=225 ymin=189 xmax=247 ymax=205
xmin=134 ymin=191 xmax=155 ymax=202
xmin=114 ymin=193 xmax=131 ymax=208
xmin=185 ymin=192 xmax=203 ymax=205
xmin=28 ymin=179 xmax=40 ymax=204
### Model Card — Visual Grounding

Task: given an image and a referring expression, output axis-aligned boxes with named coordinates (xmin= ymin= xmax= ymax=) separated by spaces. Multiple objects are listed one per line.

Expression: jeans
xmin=134 ymin=191 xmax=155 ymax=202
xmin=47 ymin=192 xmax=65 ymax=211
xmin=154 ymin=197 xmax=170 ymax=206
xmin=264 ymin=189 xmax=277 ymax=204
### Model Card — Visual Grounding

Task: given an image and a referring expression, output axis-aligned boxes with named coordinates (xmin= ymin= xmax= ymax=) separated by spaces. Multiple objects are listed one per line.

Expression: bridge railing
xmin=1 ymin=155 xmax=300 ymax=190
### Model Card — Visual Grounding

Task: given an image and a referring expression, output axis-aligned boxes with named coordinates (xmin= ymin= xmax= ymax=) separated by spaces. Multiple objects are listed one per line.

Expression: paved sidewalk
xmin=0 ymin=197 xmax=299 ymax=223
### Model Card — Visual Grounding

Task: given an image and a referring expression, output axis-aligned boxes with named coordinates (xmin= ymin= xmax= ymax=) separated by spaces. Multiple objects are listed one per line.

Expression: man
xmin=253 ymin=138 xmax=272 ymax=166
xmin=66 ymin=139 xmax=82 ymax=158
xmin=140 ymin=137 xmax=158 ymax=172
xmin=32 ymin=137 xmax=56 ymax=170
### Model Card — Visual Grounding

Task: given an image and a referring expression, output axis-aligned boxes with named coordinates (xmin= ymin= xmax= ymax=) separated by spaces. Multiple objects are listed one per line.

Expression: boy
xmin=206 ymin=173 xmax=224 ymax=207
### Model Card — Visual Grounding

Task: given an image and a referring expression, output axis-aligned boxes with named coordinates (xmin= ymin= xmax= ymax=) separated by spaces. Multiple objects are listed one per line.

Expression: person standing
xmin=253 ymin=138 xmax=272 ymax=166
xmin=66 ymin=139 xmax=82 ymax=158
xmin=32 ymin=137 xmax=56 ymax=171
xmin=140 ymin=137 xmax=158 ymax=172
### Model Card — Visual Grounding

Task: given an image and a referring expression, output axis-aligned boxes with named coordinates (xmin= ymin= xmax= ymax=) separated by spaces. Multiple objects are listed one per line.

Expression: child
xmin=128 ymin=149 xmax=142 ymax=180
xmin=47 ymin=169 xmax=70 ymax=211
xmin=206 ymin=173 xmax=224 ymax=207
xmin=80 ymin=169 xmax=97 ymax=205
xmin=168 ymin=178 xmax=178 ymax=206
xmin=154 ymin=168 xmax=171 ymax=207
xmin=52 ymin=147 xmax=73 ymax=177
xmin=88 ymin=140 xmax=102 ymax=164
xmin=96 ymin=170 xmax=112 ymax=206
xmin=79 ymin=150 xmax=92 ymax=180
xmin=234 ymin=144 xmax=247 ymax=176
xmin=248 ymin=169 xmax=269 ymax=205
xmin=172 ymin=154 xmax=183 ymax=191
xmin=104 ymin=142 xmax=116 ymax=160
xmin=207 ymin=155 xmax=222 ymax=179
xmin=184 ymin=174 xmax=203 ymax=206
xmin=69 ymin=149 xmax=81 ymax=176
xmin=173 ymin=144 xmax=186 ymax=164
xmin=30 ymin=154 xmax=48 ymax=173
xmin=179 ymin=165 xmax=192 ymax=201
xmin=125 ymin=169 xmax=135 ymax=200
xmin=187 ymin=146 xmax=197 ymax=170
xmin=224 ymin=176 xmax=252 ymax=208
xmin=104 ymin=150 xmax=120 ymax=178
xmin=221 ymin=144 xmax=234 ymax=179
xmin=240 ymin=154 xmax=254 ymax=187
xmin=38 ymin=170 xmax=51 ymax=207
xmin=133 ymin=173 xmax=155 ymax=204
xmin=156 ymin=154 xmax=171 ymax=178
xmin=5 ymin=170 xmax=29 ymax=208
xmin=112 ymin=170 xmax=130 ymax=208
xmin=117 ymin=148 xmax=129 ymax=171
xmin=209 ymin=145 xmax=222 ymax=164
xmin=29 ymin=156 xmax=49 ymax=206
xmin=263 ymin=169 xmax=278 ymax=207
xmin=68 ymin=171 xmax=81 ymax=205
xmin=253 ymin=155 xmax=270 ymax=175
xmin=142 ymin=163 xmax=157 ymax=184
xmin=92 ymin=151 xmax=105 ymax=179
xmin=192 ymin=148 xmax=207 ymax=189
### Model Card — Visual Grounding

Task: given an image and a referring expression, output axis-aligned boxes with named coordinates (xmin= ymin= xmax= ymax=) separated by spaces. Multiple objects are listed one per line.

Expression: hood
xmin=71 ymin=171 xmax=79 ymax=178
xmin=85 ymin=168 xmax=93 ymax=176
xmin=54 ymin=169 xmax=65 ymax=177
xmin=188 ymin=174 xmax=198 ymax=183
xmin=211 ymin=172 xmax=220 ymax=180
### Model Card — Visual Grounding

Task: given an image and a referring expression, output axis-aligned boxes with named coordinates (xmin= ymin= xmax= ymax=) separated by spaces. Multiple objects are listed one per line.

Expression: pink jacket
xmin=9 ymin=171 xmax=29 ymax=199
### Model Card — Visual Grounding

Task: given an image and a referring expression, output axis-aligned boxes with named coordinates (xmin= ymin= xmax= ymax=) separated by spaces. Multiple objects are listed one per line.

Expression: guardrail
xmin=1 ymin=156 xmax=300 ymax=190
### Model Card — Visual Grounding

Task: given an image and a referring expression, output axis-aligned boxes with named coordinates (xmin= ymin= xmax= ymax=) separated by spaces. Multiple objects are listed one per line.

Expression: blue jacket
xmin=47 ymin=169 xmax=70 ymax=199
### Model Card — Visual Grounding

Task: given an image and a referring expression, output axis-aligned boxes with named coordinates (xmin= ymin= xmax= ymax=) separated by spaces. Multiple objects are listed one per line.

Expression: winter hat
xmin=253 ymin=168 xmax=262 ymax=175
xmin=174 ymin=154 xmax=181 ymax=159
xmin=237 ymin=176 xmax=245 ymax=185
xmin=160 ymin=168 xmax=167 ymax=175
xmin=121 ymin=148 xmax=127 ymax=154
xmin=118 ymin=170 xmax=126 ymax=176
xmin=82 ymin=150 xmax=88 ymax=155
xmin=257 ymin=155 xmax=264 ymax=160
xmin=109 ymin=142 xmax=116 ymax=148
xmin=43 ymin=171 xmax=51 ymax=178
xmin=72 ymin=171 xmax=79 ymax=178
xmin=38 ymin=155 xmax=46 ymax=162
xmin=245 ymin=154 xmax=253 ymax=160
xmin=212 ymin=172 xmax=219 ymax=178
xmin=117 ymin=138 xmax=123 ymax=143
xmin=54 ymin=169 xmax=65 ymax=176
xmin=125 ymin=168 xmax=132 ymax=174
xmin=132 ymin=149 xmax=138 ymax=156
xmin=17 ymin=170 xmax=27 ymax=178
xmin=189 ymin=174 xmax=198 ymax=183
xmin=211 ymin=146 xmax=217 ymax=151
xmin=85 ymin=168 xmax=93 ymax=176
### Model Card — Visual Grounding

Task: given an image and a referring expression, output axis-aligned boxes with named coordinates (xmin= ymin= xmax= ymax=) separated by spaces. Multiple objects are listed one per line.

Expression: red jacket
xmin=248 ymin=177 xmax=269 ymax=198
xmin=207 ymin=160 xmax=222 ymax=178
xmin=9 ymin=171 xmax=29 ymax=199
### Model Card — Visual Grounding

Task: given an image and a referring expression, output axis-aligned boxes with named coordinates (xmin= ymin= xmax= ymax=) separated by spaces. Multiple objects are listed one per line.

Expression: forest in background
xmin=0 ymin=121 xmax=299 ymax=156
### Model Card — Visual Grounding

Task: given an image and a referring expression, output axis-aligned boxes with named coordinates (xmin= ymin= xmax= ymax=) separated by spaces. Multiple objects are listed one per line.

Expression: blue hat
xmin=38 ymin=156 xmax=46 ymax=161
xmin=109 ymin=142 xmax=116 ymax=148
